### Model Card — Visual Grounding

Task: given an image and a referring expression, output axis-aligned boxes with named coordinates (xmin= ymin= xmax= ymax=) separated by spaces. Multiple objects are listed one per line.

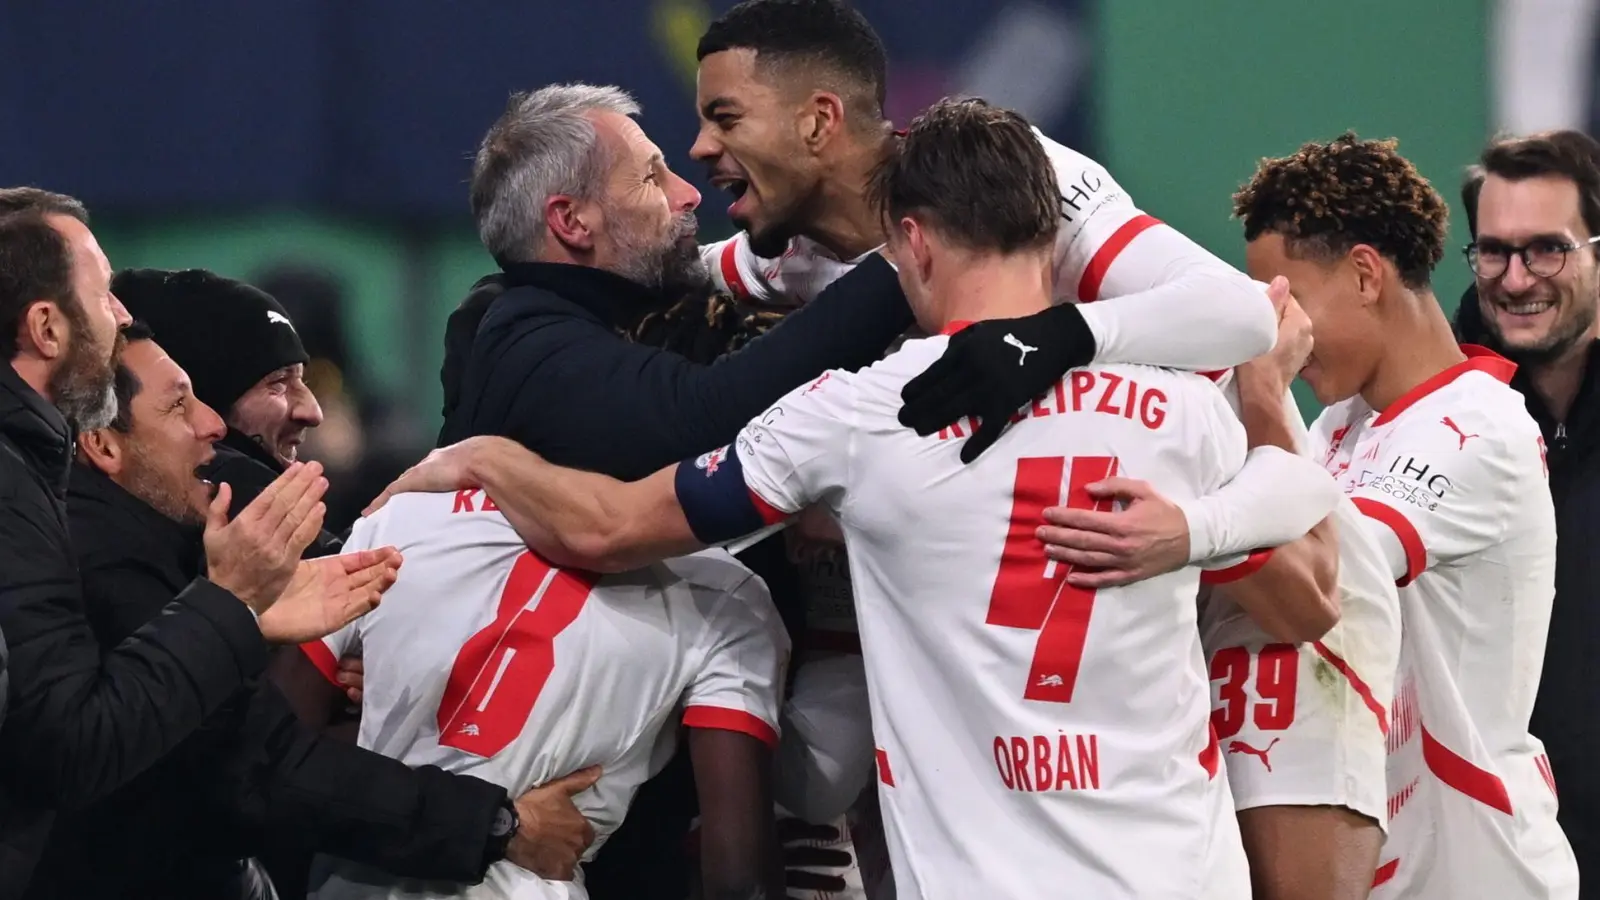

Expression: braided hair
xmin=625 ymin=288 xmax=788 ymax=363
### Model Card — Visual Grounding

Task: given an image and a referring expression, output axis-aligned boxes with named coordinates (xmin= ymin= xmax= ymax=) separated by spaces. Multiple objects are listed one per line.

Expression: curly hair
xmin=1233 ymin=132 xmax=1448 ymax=289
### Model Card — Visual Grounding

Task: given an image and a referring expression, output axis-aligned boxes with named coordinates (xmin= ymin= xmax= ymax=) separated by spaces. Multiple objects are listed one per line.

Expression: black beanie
xmin=112 ymin=268 xmax=310 ymax=417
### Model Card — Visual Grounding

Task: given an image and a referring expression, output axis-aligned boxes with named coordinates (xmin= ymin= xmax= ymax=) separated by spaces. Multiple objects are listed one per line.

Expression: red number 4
xmin=1209 ymin=644 xmax=1298 ymax=739
xmin=985 ymin=456 xmax=1119 ymax=704
xmin=436 ymin=552 xmax=598 ymax=758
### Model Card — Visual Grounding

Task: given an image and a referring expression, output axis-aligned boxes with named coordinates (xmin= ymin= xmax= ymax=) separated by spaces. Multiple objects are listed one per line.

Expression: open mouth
xmin=710 ymin=173 xmax=752 ymax=219
xmin=1496 ymin=298 xmax=1556 ymax=317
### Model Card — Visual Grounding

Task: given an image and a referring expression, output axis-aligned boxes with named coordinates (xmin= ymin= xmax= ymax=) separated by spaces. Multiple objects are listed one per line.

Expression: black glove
xmin=898 ymin=303 xmax=1097 ymax=463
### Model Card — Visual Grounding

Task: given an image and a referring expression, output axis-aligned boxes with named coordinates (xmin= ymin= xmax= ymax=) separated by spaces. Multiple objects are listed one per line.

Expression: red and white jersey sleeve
xmin=701 ymin=233 xmax=869 ymax=309
xmin=1334 ymin=392 xmax=1519 ymax=587
xmin=676 ymin=556 xmax=790 ymax=749
xmin=1034 ymin=129 xmax=1277 ymax=371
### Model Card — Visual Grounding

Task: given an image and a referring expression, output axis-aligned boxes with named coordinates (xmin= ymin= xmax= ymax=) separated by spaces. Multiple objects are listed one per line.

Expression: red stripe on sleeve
xmin=875 ymin=748 xmax=896 ymax=786
xmin=720 ymin=240 xmax=750 ymax=299
xmin=746 ymin=488 xmax=790 ymax=526
xmin=1312 ymin=641 xmax=1390 ymax=735
xmin=683 ymin=706 xmax=778 ymax=749
xmin=1077 ymin=214 xmax=1162 ymax=303
xmin=300 ymin=640 xmax=341 ymax=687
xmin=1199 ymin=549 xmax=1274 ymax=585
xmin=1351 ymin=497 xmax=1427 ymax=587
xmin=1198 ymin=722 xmax=1220 ymax=779
xmin=1421 ymin=725 xmax=1513 ymax=816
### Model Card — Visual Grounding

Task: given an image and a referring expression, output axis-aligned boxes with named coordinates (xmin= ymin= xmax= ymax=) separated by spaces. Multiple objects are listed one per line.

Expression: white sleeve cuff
xmin=1178 ymin=445 xmax=1341 ymax=564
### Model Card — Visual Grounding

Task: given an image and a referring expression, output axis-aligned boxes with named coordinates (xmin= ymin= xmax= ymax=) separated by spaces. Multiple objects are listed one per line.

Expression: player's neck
xmin=1362 ymin=288 xmax=1468 ymax=414
xmin=933 ymin=253 xmax=1052 ymax=331
xmin=807 ymin=132 xmax=896 ymax=261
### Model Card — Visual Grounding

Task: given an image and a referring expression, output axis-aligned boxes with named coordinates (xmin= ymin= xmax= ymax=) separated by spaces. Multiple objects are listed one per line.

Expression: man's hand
xmin=257 ymin=548 xmax=402 ymax=643
xmin=363 ymin=436 xmax=513 ymax=516
xmin=506 ymin=765 xmax=603 ymax=880
xmin=1035 ymin=477 xmax=1190 ymax=588
xmin=1234 ymin=277 xmax=1311 ymax=395
xmin=898 ymin=303 xmax=1097 ymax=463
xmin=205 ymin=461 xmax=330 ymax=614
xmin=336 ymin=655 xmax=363 ymax=704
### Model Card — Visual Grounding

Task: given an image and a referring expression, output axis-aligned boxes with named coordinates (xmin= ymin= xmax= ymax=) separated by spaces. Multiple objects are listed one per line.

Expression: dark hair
xmin=108 ymin=321 xmax=155 ymax=433
xmin=0 ymin=211 xmax=77 ymax=361
xmin=0 ymin=187 xmax=88 ymax=223
xmin=1461 ymin=165 xmax=1486 ymax=238
xmin=867 ymin=97 xmax=1059 ymax=254
xmin=1477 ymin=130 xmax=1600 ymax=239
xmin=697 ymin=0 xmax=887 ymax=123
xmin=1233 ymin=131 xmax=1448 ymax=289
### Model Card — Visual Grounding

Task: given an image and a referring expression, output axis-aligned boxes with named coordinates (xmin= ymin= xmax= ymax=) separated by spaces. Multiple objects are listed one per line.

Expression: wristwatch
xmin=485 ymin=795 xmax=519 ymax=867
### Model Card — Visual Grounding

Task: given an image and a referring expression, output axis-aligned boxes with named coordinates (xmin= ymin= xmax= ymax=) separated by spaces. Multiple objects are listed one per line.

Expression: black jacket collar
xmin=0 ymin=364 xmax=74 ymax=497
xmin=66 ymin=462 xmax=204 ymax=578
xmin=219 ymin=427 xmax=283 ymax=473
xmin=500 ymin=262 xmax=667 ymax=334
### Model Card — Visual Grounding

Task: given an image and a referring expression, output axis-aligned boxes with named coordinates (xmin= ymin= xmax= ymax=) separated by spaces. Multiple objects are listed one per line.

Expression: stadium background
xmin=0 ymin=0 xmax=1519 ymax=478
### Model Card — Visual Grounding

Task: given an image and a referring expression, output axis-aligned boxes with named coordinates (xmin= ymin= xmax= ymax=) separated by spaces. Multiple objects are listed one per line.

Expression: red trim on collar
xmin=940 ymin=320 xmax=975 ymax=336
xmin=1371 ymin=345 xmax=1517 ymax=426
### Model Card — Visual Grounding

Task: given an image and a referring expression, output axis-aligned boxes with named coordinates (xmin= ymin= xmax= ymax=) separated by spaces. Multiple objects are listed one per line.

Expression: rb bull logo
xmin=695 ymin=445 xmax=729 ymax=477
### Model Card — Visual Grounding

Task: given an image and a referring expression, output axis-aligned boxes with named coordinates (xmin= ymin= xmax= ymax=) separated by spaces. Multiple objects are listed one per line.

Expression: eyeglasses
xmin=1464 ymin=235 xmax=1600 ymax=279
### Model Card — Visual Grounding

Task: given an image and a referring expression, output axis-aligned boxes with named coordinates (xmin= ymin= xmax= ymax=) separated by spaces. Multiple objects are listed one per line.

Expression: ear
xmin=78 ymin=427 xmax=126 ymax=478
xmin=1347 ymin=244 xmax=1388 ymax=306
xmin=902 ymin=216 xmax=935 ymax=283
xmin=799 ymin=90 xmax=847 ymax=152
xmin=544 ymin=195 xmax=599 ymax=253
xmin=19 ymin=300 xmax=71 ymax=362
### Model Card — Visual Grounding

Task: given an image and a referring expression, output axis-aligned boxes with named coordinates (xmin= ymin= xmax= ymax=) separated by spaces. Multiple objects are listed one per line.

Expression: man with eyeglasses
xmin=1456 ymin=129 xmax=1600 ymax=888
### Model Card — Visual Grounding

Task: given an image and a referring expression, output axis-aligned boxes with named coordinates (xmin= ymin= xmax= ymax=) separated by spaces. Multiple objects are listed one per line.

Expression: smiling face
xmin=691 ymin=49 xmax=827 ymax=258
xmin=89 ymin=338 xmax=227 ymax=526
xmin=1473 ymin=173 xmax=1600 ymax=363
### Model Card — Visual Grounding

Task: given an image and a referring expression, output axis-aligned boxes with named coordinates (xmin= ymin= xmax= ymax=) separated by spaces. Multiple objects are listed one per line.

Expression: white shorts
xmin=1200 ymin=604 xmax=1394 ymax=827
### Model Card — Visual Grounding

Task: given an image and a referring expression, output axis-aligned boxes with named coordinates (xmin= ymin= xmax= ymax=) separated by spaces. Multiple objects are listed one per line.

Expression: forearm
xmin=1078 ymin=237 xmax=1276 ymax=371
xmin=1180 ymin=446 xmax=1341 ymax=565
xmin=472 ymin=441 xmax=701 ymax=573
xmin=1235 ymin=378 xmax=1306 ymax=455
xmin=0 ymin=576 xmax=267 ymax=809
xmin=242 ymin=683 xmax=503 ymax=882
xmin=1215 ymin=515 xmax=1341 ymax=643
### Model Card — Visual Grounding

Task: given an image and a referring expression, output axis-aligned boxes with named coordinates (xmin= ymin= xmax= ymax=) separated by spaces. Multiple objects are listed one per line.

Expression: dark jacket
xmin=0 ymin=365 xmax=268 ymax=897
xmin=439 ymin=260 xmax=911 ymax=898
xmin=439 ymin=256 xmax=912 ymax=477
xmin=1456 ymin=287 xmax=1600 ymax=879
xmin=24 ymin=463 xmax=508 ymax=898
xmin=205 ymin=428 xmax=343 ymax=558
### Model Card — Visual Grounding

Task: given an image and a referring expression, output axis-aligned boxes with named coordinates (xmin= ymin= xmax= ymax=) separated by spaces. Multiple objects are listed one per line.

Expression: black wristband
xmin=483 ymin=794 xmax=518 ymax=869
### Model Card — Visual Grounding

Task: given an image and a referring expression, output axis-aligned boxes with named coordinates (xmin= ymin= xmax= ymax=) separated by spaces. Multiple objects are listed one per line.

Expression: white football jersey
xmin=675 ymin=334 xmax=1253 ymax=899
xmin=305 ymin=492 xmax=788 ymax=900
xmin=702 ymin=128 xmax=1173 ymax=310
xmin=1198 ymin=377 xmax=1402 ymax=824
xmin=1309 ymin=347 xmax=1577 ymax=899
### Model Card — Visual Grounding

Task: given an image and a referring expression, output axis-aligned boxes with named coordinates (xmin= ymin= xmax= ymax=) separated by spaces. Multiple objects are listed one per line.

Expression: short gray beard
xmin=606 ymin=210 xmax=710 ymax=298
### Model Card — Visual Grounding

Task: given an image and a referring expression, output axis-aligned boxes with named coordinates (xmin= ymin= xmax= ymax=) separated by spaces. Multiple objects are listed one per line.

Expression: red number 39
xmin=1209 ymin=644 xmax=1299 ymax=739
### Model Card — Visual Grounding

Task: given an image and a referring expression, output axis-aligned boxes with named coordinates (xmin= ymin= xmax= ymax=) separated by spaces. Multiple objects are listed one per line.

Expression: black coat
xmin=22 ymin=463 xmax=509 ymax=898
xmin=1457 ymin=287 xmax=1600 ymax=881
xmin=0 ymin=365 xmax=268 ymax=898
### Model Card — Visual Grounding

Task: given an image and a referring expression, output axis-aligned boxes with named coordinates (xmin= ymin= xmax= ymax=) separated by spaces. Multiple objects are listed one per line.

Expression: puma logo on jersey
xmin=1003 ymin=333 xmax=1038 ymax=366
xmin=267 ymin=310 xmax=295 ymax=329
xmin=1226 ymin=737 xmax=1280 ymax=772
xmin=1441 ymin=416 xmax=1480 ymax=449
xmin=1036 ymin=673 xmax=1065 ymax=687
xmin=459 ymin=723 xmax=481 ymax=736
